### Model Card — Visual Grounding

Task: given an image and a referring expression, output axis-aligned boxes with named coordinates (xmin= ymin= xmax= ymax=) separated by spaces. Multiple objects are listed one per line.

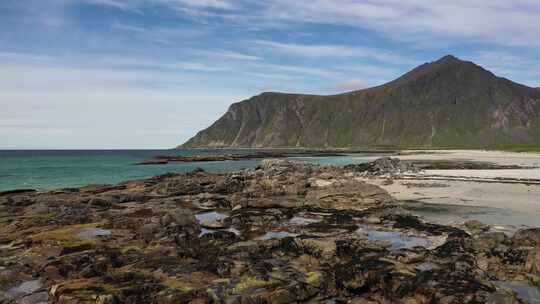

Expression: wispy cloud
xmin=81 ymin=1 xmax=540 ymax=47
xmin=0 ymin=52 xmax=251 ymax=148
xmin=112 ymin=23 xmax=206 ymax=44
xmin=3 ymin=1 xmax=540 ymax=148
xmin=131 ymin=1 xmax=540 ymax=48
xmin=253 ymin=40 xmax=419 ymax=65
xmin=256 ymin=1 xmax=540 ymax=47
xmin=83 ymin=0 xmax=132 ymax=9
xmin=469 ymin=51 xmax=540 ymax=87
xmin=83 ymin=0 xmax=238 ymax=11
xmin=251 ymin=62 xmax=343 ymax=79
xmin=199 ymin=50 xmax=262 ymax=61
xmin=168 ymin=0 xmax=237 ymax=10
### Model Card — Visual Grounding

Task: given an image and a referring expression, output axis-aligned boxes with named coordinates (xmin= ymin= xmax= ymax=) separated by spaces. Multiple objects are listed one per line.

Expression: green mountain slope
xmin=182 ymin=55 xmax=540 ymax=149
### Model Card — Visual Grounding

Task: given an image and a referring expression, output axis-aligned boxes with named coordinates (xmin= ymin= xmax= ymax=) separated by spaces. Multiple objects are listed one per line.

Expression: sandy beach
xmin=358 ymin=150 xmax=540 ymax=215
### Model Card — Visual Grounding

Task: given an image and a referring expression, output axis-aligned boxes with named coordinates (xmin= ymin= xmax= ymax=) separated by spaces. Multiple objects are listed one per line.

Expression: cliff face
xmin=182 ymin=55 xmax=540 ymax=149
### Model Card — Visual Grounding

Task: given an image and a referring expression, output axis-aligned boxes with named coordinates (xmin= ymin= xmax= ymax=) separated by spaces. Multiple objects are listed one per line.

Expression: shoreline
xmin=357 ymin=150 xmax=540 ymax=215
xmin=1 ymin=159 xmax=539 ymax=303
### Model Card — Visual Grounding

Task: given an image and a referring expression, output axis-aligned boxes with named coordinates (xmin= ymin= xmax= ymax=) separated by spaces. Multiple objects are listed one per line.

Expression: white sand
xmin=357 ymin=150 xmax=540 ymax=216
xmin=367 ymin=178 xmax=540 ymax=214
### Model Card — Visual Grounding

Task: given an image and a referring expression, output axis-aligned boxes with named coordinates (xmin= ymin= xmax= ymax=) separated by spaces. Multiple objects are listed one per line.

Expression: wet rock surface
xmin=0 ymin=160 xmax=538 ymax=303
xmin=345 ymin=157 xmax=418 ymax=176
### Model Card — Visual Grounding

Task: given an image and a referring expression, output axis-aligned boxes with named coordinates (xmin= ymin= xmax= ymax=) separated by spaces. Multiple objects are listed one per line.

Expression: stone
xmin=365 ymin=216 xmax=382 ymax=225
xmin=464 ymin=220 xmax=490 ymax=232
xmin=512 ymin=228 xmax=540 ymax=247
xmin=160 ymin=209 xmax=197 ymax=227
xmin=0 ymin=159 xmax=536 ymax=304
xmin=344 ymin=157 xmax=418 ymax=176
xmin=525 ymin=248 xmax=540 ymax=275
xmin=96 ymin=294 xmax=118 ymax=304
xmin=19 ymin=292 xmax=51 ymax=304
xmin=139 ymin=223 xmax=160 ymax=242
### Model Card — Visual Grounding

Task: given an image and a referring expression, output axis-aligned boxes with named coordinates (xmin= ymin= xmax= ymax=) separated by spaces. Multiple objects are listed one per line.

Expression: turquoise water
xmin=0 ymin=150 xmax=378 ymax=191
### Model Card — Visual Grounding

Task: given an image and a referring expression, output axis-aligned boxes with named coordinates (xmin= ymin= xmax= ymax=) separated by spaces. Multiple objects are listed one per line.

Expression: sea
xmin=0 ymin=149 xmax=379 ymax=192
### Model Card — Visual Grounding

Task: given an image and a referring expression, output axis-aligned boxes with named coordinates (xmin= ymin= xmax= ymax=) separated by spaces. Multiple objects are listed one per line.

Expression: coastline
xmin=358 ymin=150 xmax=540 ymax=214
xmin=2 ymin=158 xmax=539 ymax=303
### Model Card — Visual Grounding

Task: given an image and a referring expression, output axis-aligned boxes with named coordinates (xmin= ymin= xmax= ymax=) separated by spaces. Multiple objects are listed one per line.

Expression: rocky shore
xmin=1 ymin=159 xmax=539 ymax=303
xmin=137 ymin=151 xmax=355 ymax=165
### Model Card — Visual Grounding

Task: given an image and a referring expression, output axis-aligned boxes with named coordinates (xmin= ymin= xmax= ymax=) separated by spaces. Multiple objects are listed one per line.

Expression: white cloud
xmin=468 ymin=51 xmax=540 ymax=87
xmin=0 ymin=52 xmax=252 ymax=148
xmin=167 ymin=0 xmax=237 ymax=10
xmin=256 ymin=1 xmax=540 ymax=46
xmin=199 ymin=50 xmax=262 ymax=61
xmin=139 ymin=1 xmax=540 ymax=48
xmin=1 ymin=51 xmax=370 ymax=148
xmin=112 ymin=23 xmax=206 ymax=44
xmin=254 ymin=40 xmax=418 ymax=65
xmin=83 ymin=0 xmax=132 ymax=9
xmin=83 ymin=0 xmax=237 ymax=11
xmin=252 ymin=62 xmax=343 ymax=79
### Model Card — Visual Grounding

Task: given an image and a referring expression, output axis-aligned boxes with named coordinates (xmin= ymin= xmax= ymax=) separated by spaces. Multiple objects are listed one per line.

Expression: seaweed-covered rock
xmin=0 ymin=160 xmax=532 ymax=303
xmin=512 ymin=228 xmax=540 ymax=247
xmin=344 ymin=157 xmax=418 ymax=176
xmin=525 ymin=247 xmax=540 ymax=275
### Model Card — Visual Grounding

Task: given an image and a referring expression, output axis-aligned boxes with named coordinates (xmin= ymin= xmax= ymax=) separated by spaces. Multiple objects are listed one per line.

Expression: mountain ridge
xmin=182 ymin=55 xmax=540 ymax=149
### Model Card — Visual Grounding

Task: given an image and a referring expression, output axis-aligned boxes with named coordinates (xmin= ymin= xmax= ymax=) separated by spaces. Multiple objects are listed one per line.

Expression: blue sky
xmin=1 ymin=0 xmax=540 ymax=148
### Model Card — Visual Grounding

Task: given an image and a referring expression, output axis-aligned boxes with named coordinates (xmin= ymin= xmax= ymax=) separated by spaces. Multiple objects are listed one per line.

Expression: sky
xmin=1 ymin=0 xmax=540 ymax=149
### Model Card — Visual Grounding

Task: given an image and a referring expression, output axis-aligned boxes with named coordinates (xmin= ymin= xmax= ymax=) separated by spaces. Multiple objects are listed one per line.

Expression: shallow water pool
xmin=7 ymin=279 xmax=42 ymax=296
xmin=195 ymin=211 xmax=229 ymax=225
xmin=494 ymin=281 xmax=540 ymax=304
xmin=257 ymin=231 xmax=299 ymax=240
xmin=401 ymin=201 xmax=540 ymax=232
xmin=356 ymin=225 xmax=432 ymax=250
xmin=77 ymin=228 xmax=111 ymax=238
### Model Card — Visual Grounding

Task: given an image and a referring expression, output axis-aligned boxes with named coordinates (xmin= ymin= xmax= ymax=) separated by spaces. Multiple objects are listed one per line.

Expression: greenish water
xmin=0 ymin=150 xmax=378 ymax=192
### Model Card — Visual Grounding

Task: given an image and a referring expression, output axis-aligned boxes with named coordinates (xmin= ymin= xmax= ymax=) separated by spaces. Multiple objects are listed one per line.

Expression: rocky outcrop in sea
xmin=0 ymin=160 xmax=538 ymax=303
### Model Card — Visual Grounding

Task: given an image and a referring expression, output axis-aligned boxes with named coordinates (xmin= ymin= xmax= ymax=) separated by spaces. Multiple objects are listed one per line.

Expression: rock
xmin=512 ymin=228 xmax=540 ymax=247
xmin=160 ymin=209 xmax=197 ymax=227
xmin=42 ymin=265 xmax=62 ymax=280
xmin=382 ymin=178 xmax=394 ymax=185
xmin=88 ymin=197 xmax=113 ymax=208
xmin=525 ymin=247 xmax=540 ymax=275
xmin=2 ymin=159 xmax=537 ymax=304
xmin=473 ymin=232 xmax=508 ymax=251
xmin=19 ymin=292 xmax=51 ymax=304
xmin=96 ymin=294 xmax=118 ymax=304
xmin=464 ymin=220 xmax=490 ymax=232
xmin=344 ymin=157 xmax=418 ymax=176
xmin=139 ymin=223 xmax=161 ymax=242
xmin=0 ymin=292 xmax=14 ymax=303
xmin=365 ymin=216 xmax=382 ymax=225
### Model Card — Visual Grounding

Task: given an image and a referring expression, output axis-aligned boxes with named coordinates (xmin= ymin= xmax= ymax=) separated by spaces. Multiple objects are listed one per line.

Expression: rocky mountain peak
xmin=383 ymin=54 xmax=490 ymax=91
xmin=437 ymin=54 xmax=462 ymax=64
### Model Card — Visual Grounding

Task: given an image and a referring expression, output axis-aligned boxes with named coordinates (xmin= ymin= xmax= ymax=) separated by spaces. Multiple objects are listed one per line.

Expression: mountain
xmin=182 ymin=55 xmax=540 ymax=149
